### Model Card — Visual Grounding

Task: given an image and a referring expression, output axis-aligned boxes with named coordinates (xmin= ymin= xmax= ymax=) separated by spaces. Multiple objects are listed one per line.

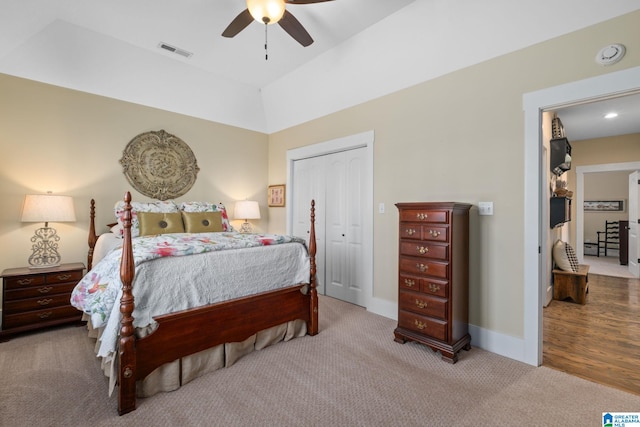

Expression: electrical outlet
xmin=478 ymin=201 xmax=494 ymax=216
xmin=378 ymin=203 xmax=385 ymax=214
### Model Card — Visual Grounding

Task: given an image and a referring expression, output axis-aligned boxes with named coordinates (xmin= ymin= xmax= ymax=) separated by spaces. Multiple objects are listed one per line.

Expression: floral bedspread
xmin=71 ymin=232 xmax=306 ymax=329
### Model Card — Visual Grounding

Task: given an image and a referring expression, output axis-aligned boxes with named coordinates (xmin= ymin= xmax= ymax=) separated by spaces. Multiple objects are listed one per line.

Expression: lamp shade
xmin=21 ymin=194 xmax=76 ymax=223
xmin=246 ymin=0 xmax=286 ymax=24
xmin=235 ymin=200 xmax=261 ymax=220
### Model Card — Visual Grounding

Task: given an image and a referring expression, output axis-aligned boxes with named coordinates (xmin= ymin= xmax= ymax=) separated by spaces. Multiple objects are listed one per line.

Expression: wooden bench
xmin=552 ymin=264 xmax=590 ymax=304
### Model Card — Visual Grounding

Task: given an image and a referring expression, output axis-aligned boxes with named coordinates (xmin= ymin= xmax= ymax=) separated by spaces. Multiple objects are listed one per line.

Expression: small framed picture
xmin=268 ymin=185 xmax=286 ymax=207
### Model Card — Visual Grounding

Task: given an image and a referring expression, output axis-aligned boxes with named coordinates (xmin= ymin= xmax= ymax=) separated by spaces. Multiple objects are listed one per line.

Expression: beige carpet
xmin=1 ymin=295 xmax=639 ymax=426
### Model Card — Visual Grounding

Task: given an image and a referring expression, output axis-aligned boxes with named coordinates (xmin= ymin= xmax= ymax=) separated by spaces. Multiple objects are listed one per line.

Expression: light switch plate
xmin=478 ymin=201 xmax=494 ymax=216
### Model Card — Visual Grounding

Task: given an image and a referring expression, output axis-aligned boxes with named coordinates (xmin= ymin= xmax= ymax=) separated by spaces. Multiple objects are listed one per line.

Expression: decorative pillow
xmin=138 ymin=212 xmax=185 ymax=236
xmin=182 ymin=211 xmax=223 ymax=233
xmin=109 ymin=223 xmax=123 ymax=238
xmin=179 ymin=202 xmax=234 ymax=232
xmin=114 ymin=200 xmax=179 ymax=238
xmin=552 ymin=240 xmax=579 ymax=272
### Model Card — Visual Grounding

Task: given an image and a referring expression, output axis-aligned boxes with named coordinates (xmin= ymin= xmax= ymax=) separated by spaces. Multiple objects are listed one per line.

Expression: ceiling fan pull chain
xmin=264 ymin=23 xmax=268 ymax=60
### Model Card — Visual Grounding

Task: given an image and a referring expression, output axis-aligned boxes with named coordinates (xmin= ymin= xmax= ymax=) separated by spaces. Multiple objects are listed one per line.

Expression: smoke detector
xmin=595 ymin=44 xmax=625 ymax=66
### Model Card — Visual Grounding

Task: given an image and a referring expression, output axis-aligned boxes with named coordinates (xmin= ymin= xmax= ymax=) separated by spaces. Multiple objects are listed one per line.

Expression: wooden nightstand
xmin=1 ymin=262 xmax=85 ymax=340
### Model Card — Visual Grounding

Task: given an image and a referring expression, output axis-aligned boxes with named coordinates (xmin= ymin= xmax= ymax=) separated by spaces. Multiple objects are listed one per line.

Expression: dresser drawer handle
xmin=37 ymin=298 xmax=54 ymax=306
xmin=404 ymin=279 xmax=416 ymax=287
xmin=414 ymin=319 xmax=427 ymax=330
xmin=416 ymin=263 xmax=429 ymax=273
xmin=415 ymin=299 xmax=427 ymax=309
xmin=416 ymin=246 xmax=429 ymax=254
xmin=428 ymin=229 xmax=441 ymax=238
xmin=416 ymin=213 xmax=428 ymax=220
xmin=405 ymin=228 xmax=416 ymax=236
xmin=428 ymin=283 xmax=441 ymax=293
xmin=56 ymin=274 xmax=72 ymax=281
xmin=38 ymin=311 xmax=53 ymax=319
xmin=38 ymin=286 xmax=54 ymax=294
xmin=17 ymin=278 xmax=34 ymax=286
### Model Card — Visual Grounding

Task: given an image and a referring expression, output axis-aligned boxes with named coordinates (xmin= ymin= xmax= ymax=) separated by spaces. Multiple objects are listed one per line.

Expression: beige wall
xmin=0 ymin=75 xmax=269 ymax=287
xmin=267 ymin=11 xmax=640 ymax=338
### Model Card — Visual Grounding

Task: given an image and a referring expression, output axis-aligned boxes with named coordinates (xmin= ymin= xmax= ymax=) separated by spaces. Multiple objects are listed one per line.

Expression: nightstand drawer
xmin=4 ymin=275 xmax=46 ymax=290
xmin=4 ymin=282 xmax=78 ymax=301
xmin=4 ymin=293 xmax=74 ymax=314
xmin=3 ymin=305 xmax=81 ymax=330
xmin=46 ymin=270 xmax=83 ymax=285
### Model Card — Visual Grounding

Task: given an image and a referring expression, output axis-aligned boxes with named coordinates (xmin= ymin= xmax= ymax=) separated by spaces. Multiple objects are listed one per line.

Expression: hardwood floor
xmin=543 ymin=273 xmax=640 ymax=395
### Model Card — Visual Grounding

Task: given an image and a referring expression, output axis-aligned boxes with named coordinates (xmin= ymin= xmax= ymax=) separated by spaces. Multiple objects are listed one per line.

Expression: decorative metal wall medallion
xmin=120 ymin=130 xmax=200 ymax=200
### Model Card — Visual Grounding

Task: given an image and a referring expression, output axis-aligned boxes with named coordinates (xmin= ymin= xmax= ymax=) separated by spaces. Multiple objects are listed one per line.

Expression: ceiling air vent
xmin=158 ymin=42 xmax=193 ymax=58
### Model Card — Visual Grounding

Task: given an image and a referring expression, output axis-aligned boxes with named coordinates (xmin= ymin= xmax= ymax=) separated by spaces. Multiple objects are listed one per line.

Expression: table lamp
xmin=21 ymin=193 xmax=76 ymax=268
xmin=234 ymin=200 xmax=260 ymax=233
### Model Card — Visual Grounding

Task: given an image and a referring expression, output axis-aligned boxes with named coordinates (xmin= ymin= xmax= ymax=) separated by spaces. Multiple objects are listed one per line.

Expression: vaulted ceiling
xmin=1 ymin=1 xmax=639 ymax=135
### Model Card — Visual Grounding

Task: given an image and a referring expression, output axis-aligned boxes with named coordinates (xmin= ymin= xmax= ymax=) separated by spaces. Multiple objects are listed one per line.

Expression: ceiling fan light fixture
xmin=246 ymin=0 xmax=286 ymax=25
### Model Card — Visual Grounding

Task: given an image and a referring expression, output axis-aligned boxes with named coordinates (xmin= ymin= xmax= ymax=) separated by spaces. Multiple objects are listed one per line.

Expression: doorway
xmin=523 ymin=66 xmax=640 ymax=366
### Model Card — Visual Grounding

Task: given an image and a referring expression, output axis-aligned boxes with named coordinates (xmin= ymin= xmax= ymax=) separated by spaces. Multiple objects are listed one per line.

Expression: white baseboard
xmin=367 ymin=298 xmax=530 ymax=365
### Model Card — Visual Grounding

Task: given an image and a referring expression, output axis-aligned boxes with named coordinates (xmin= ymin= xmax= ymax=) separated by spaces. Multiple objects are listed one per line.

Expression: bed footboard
xmin=113 ymin=192 xmax=318 ymax=415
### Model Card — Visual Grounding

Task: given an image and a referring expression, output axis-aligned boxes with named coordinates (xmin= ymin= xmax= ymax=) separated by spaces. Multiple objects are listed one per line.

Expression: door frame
xmin=286 ymin=130 xmax=375 ymax=309
xmin=523 ymin=66 xmax=640 ymax=366
xmin=575 ymin=162 xmax=640 ymax=262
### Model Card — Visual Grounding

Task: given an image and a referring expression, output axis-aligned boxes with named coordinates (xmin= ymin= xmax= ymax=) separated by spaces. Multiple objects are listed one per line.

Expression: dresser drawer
xmin=398 ymin=310 xmax=447 ymax=341
xmin=4 ymin=293 xmax=74 ymax=315
xmin=399 ymin=224 xmax=449 ymax=242
xmin=4 ymin=282 xmax=78 ymax=301
xmin=3 ymin=305 xmax=81 ymax=330
xmin=399 ymin=241 xmax=448 ymax=260
xmin=4 ymin=269 xmax=82 ymax=290
xmin=399 ymin=256 xmax=448 ymax=279
xmin=399 ymin=291 xmax=447 ymax=320
xmin=399 ymin=210 xmax=448 ymax=224
xmin=4 ymin=275 xmax=46 ymax=290
xmin=46 ymin=270 xmax=83 ymax=285
xmin=421 ymin=278 xmax=449 ymax=298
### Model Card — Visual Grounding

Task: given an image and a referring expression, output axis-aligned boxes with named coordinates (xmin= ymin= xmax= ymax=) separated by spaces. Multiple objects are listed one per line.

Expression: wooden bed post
xmin=308 ymin=200 xmax=318 ymax=336
xmin=118 ymin=192 xmax=137 ymax=415
xmin=87 ymin=199 xmax=97 ymax=270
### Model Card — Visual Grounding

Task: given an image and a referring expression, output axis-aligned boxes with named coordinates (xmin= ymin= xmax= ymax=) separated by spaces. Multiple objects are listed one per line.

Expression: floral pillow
xmin=114 ymin=200 xmax=179 ymax=238
xmin=179 ymin=202 xmax=234 ymax=232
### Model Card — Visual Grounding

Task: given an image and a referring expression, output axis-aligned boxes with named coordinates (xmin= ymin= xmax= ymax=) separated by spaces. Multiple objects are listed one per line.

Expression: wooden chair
xmin=597 ymin=220 xmax=619 ymax=257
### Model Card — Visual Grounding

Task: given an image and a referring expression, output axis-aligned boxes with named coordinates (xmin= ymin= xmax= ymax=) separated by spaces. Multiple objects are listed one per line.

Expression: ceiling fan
xmin=222 ymin=0 xmax=334 ymax=47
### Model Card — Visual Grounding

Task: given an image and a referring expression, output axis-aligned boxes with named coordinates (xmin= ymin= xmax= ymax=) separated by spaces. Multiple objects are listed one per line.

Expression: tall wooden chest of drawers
xmin=1 ymin=262 xmax=84 ymax=340
xmin=394 ymin=202 xmax=471 ymax=363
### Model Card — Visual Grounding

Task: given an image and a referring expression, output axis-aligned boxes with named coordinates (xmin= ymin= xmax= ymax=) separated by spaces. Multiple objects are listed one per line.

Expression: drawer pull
xmin=404 ymin=279 xmax=416 ymax=287
xmin=17 ymin=278 xmax=34 ymax=286
xmin=416 ymin=246 xmax=429 ymax=254
xmin=38 ymin=311 xmax=53 ymax=319
xmin=56 ymin=274 xmax=72 ymax=281
xmin=416 ymin=263 xmax=429 ymax=273
xmin=38 ymin=286 xmax=54 ymax=294
xmin=415 ymin=299 xmax=427 ymax=309
xmin=37 ymin=298 xmax=54 ymax=306
xmin=416 ymin=213 xmax=428 ymax=220
xmin=414 ymin=319 xmax=427 ymax=330
xmin=428 ymin=283 xmax=441 ymax=293
xmin=428 ymin=230 xmax=441 ymax=238
xmin=405 ymin=228 xmax=416 ymax=236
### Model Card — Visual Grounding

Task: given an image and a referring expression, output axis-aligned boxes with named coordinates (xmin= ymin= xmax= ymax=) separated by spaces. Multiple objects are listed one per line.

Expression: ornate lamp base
xmin=28 ymin=226 xmax=62 ymax=268
xmin=239 ymin=221 xmax=253 ymax=233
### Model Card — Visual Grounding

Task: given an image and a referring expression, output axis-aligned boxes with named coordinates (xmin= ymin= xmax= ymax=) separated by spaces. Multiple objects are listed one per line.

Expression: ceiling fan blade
xmin=222 ymin=9 xmax=253 ymax=38
xmin=279 ymin=10 xmax=314 ymax=47
xmin=285 ymin=0 xmax=334 ymax=4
